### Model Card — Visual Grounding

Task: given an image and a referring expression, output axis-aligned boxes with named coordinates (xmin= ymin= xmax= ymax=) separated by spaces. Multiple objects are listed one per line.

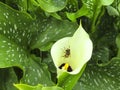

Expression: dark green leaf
xmin=0 ymin=2 xmax=34 ymax=48
xmin=93 ymin=47 xmax=110 ymax=65
xmin=21 ymin=58 xmax=54 ymax=86
xmin=66 ymin=0 xmax=99 ymax=22
xmin=5 ymin=0 xmax=27 ymax=11
xmin=36 ymin=0 xmax=67 ymax=12
xmin=73 ymin=58 xmax=120 ymax=90
xmin=0 ymin=68 xmax=18 ymax=90
xmin=116 ymin=34 xmax=120 ymax=57
xmin=0 ymin=34 xmax=27 ymax=68
xmin=42 ymin=54 xmax=56 ymax=73
xmin=65 ymin=0 xmax=78 ymax=12
xmin=0 ymin=2 xmax=54 ymax=88
xmin=31 ymin=18 xmax=78 ymax=50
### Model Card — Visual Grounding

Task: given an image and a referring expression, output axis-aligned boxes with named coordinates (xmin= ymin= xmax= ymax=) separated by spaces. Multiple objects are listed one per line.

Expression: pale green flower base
xmin=57 ymin=64 xmax=86 ymax=90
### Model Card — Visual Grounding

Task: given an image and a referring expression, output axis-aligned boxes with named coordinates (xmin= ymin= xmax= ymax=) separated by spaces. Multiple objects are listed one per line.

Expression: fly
xmin=63 ymin=48 xmax=70 ymax=58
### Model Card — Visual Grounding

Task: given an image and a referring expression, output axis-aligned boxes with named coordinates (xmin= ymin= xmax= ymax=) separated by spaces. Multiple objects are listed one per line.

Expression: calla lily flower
xmin=51 ymin=22 xmax=93 ymax=76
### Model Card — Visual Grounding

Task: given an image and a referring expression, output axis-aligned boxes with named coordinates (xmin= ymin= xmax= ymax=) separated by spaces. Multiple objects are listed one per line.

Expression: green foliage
xmin=100 ymin=0 xmax=114 ymax=5
xmin=73 ymin=58 xmax=120 ymax=90
xmin=0 ymin=0 xmax=120 ymax=90
xmin=0 ymin=68 xmax=18 ymax=90
xmin=66 ymin=0 xmax=97 ymax=21
xmin=116 ymin=34 xmax=120 ymax=57
xmin=66 ymin=0 xmax=114 ymax=22
xmin=31 ymin=18 xmax=78 ymax=50
xmin=14 ymin=84 xmax=43 ymax=90
xmin=36 ymin=0 xmax=67 ymax=12
xmin=106 ymin=6 xmax=119 ymax=16
xmin=0 ymin=2 xmax=54 ymax=89
xmin=14 ymin=84 xmax=63 ymax=90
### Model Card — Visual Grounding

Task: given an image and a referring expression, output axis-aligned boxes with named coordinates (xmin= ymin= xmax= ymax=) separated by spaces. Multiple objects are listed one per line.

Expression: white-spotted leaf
xmin=73 ymin=58 xmax=120 ymax=90
xmin=0 ymin=2 xmax=54 ymax=89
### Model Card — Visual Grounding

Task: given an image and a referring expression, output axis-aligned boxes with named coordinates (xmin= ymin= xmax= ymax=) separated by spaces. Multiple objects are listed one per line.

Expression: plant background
xmin=0 ymin=0 xmax=120 ymax=90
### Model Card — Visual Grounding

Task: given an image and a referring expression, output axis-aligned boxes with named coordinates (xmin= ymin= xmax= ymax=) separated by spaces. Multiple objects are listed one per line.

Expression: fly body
xmin=63 ymin=48 xmax=70 ymax=58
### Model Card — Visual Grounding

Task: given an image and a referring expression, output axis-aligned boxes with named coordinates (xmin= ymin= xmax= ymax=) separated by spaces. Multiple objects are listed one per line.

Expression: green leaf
xmin=27 ymin=0 xmax=40 ymax=14
xmin=116 ymin=34 xmax=120 ymax=57
xmin=66 ymin=0 xmax=98 ymax=21
xmin=0 ymin=34 xmax=27 ymax=68
xmin=65 ymin=0 xmax=78 ymax=12
xmin=0 ymin=2 xmax=54 ymax=88
xmin=39 ymin=42 xmax=54 ymax=51
xmin=31 ymin=18 xmax=78 ymax=51
xmin=36 ymin=0 xmax=67 ymax=12
xmin=81 ymin=0 xmax=96 ymax=18
xmin=66 ymin=5 xmax=90 ymax=22
xmin=14 ymin=84 xmax=43 ymax=90
xmin=0 ymin=2 xmax=34 ymax=48
xmin=21 ymin=58 xmax=54 ymax=86
xmin=106 ymin=6 xmax=119 ymax=16
xmin=42 ymin=86 xmax=64 ymax=90
xmin=57 ymin=65 xmax=86 ymax=90
xmin=49 ymin=12 xmax=62 ymax=20
xmin=100 ymin=0 xmax=114 ymax=5
xmin=93 ymin=47 xmax=110 ymax=65
xmin=118 ymin=3 xmax=120 ymax=12
xmin=5 ymin=0 xmax=27 ymax=11
xmin=14 ymin=84 xmax=64 ymax=90
xmin=0 ymin=68 xmax=18 ymax=90
xmin=42 ymin=54 xmax=56 ymax=73
xmin=73 ymin=58 xmax=120 ymax=90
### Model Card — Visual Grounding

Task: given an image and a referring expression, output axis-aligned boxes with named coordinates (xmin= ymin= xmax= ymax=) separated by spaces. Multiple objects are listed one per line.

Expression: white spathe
xmin=51 ymin=23 xmax=93 ymax=76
